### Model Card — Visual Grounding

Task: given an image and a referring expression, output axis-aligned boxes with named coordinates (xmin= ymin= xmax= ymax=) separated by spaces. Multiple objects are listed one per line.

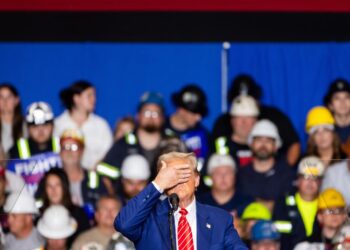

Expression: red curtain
xmin=1 ymin=0 xmax=349 ymax=12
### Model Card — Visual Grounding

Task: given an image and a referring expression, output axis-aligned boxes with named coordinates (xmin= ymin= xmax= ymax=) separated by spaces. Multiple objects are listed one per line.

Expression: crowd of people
xmin=0 ymin=74 xmax=349 ymax=250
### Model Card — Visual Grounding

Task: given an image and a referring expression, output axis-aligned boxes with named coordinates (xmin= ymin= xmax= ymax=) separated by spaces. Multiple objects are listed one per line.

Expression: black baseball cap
xmin=172 ymin=84 xmax=208 ymax=117
xmin=323 ymin=78 xmax=350 ymax=106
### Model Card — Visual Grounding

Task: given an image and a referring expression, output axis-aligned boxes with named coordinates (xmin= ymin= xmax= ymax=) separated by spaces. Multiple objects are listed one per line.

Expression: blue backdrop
xmin=0 ymin=42 xmax=349 ymax=147
xmin=229 ymin=43 xmax=350 ymax=144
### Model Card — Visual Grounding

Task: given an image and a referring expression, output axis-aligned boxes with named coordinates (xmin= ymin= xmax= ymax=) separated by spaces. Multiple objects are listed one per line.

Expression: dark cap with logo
xmin=323 ymin=78 xmax=350 ymax=106
xmin=172 ymin=84 xmax=208 ymax=117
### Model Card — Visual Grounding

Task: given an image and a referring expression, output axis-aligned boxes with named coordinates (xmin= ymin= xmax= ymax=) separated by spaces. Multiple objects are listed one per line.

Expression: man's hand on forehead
xmin=154 ymin=160 xmax=192 ymax=191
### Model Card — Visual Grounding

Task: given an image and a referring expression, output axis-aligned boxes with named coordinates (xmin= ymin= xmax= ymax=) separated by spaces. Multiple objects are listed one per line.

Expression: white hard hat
xmin=298 ymin=156 xmax=325 ymax=177
xmin=4 ymin=192 xmax=39 ymax=214
xmin=230 ymin=95 xmax=259 ymax=117
xmin=121 ymin=154 xmax=150 ymax=180
xmin=293 ymin=242 xmax=324 ymax=250
xmin=37 ymin=205 xmax=77 ymax=239
xmin=26 ymin=101 xmax=54 ymax=125
xmin=247 ymin=119 xmax=282 ymax=149
xmin=207 ymin=154 xmax=236 ymax=175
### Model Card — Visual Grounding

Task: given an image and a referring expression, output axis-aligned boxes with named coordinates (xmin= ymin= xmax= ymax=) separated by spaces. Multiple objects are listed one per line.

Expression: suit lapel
xmin=155 ymin=199 xmax=174 ymax=250
xmin=196 ymin=202 xmax=212 ymax=250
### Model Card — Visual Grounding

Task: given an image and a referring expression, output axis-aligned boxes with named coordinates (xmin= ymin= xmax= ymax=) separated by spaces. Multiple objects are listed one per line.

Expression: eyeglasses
xmin=62 ymin=143 xmax=81 ymax=152
xmin=320 ymin=208 xmax=346 ymax=215
xmin=142 ymin=110 xmax=160 ymax=118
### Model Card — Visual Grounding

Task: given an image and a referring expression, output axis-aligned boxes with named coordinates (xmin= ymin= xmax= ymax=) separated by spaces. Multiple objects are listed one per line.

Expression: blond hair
xmin=157 ymin=152 xmax=198 ymax=174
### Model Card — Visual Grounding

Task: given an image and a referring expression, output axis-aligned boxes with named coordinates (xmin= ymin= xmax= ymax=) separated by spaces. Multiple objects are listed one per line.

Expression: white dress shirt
xmin=174 ymin=198 xmax=197 ymax=250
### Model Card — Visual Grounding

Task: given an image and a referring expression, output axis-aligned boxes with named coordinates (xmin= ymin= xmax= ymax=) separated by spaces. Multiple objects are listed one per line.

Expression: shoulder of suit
xmin=197 ymin=202 xmax=232 ymax=219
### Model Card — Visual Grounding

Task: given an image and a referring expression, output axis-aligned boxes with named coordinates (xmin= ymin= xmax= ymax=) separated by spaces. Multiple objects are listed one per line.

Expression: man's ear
xmin=195 ymin=174 xmax=200 ymax=188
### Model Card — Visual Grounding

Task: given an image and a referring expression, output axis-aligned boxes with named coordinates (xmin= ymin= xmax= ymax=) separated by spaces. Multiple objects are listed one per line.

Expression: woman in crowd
xmin=305 ymin=106 xmax=346 ymax=167
xmin=0 ymin=83 xmax=26 ymax=155
xmin=37 ymin=168 xmax=90 ymax=246
xmin=54 ymin=80 xmax=113 ymax=170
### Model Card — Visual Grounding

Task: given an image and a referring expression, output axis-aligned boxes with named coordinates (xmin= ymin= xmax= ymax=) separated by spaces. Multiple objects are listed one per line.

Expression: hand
xmin=153 ymin=160 xmax=192 ymax=190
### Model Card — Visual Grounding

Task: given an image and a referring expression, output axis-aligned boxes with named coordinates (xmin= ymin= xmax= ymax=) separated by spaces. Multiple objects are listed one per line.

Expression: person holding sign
xmin=7 ymin=102 xmax=61 ymax=195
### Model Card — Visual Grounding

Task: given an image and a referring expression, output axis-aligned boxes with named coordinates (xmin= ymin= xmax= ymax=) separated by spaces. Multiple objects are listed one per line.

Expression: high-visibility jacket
xmin=273 ymin=193 xmax=322 ymax=250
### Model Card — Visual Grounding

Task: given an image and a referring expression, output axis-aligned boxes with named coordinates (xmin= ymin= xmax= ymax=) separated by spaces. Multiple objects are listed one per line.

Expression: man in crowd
xmin=4 ymin=192 xmax=44 ymax=250
xmin=99 ymin=92 xmax=165 ymax=185
xmin=72 ymin=195 xmax=134 ymax=250
xmin=213 ymin=95 xmax=259 ymax=168
xmin=118 ymin=154 xmax=150 ymax=204
xmin=115 ymin=152 xmax=248 ymax=249
xmin=237 ymin=120 xmax=295 ymax=209
xmin=59 ymin=129 xmax=108 ymax=218
xmin=316 ymin=188 xmax=348 ymax=249
xmin=251 ymin=220 xmax=281 ymax=250
xmin=9 ymin=101 xmax=59 ymax=159
xmin=166 ymin=84 xmax=210 ymax=173
xmin=198 ymin=153 xmax=253 ymax=214
xmin=212 ymin=74 xmax=301 ymax=166
xmin=323 ymin=78 xmax=350 ymax=143
xmin=273 ymin=156 xmax=325 ymax=250
xmin=7 ymin=102 xmax=61 ymax=194
xmin=293 ymin=188 xmax=349 ymax=250
xmin=240 ymin=202 xmax=272 ymax=247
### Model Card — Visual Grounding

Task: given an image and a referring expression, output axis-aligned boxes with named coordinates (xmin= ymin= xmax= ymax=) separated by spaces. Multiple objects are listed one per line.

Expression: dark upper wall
xmin=0 ymin=12 xmax=350 ymax=42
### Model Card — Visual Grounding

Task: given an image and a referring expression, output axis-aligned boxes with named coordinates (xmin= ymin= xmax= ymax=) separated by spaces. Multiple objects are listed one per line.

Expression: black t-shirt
xmin=211 ymin=105 xmax=300 ymax=154
xmin=198 ymin=191 xmax=253 ymax=216
xmin=335 ymin=124 xmax=350 ymax=143
xmin=236 ymin=158 xmax=296 ymax=201
xmin=103 ymin=130 xmax=160 ymax=170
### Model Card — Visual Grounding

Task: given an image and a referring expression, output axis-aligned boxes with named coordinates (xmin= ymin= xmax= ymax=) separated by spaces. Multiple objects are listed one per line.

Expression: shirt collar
xmin=174 ymin=197 xmax=196 ymax=216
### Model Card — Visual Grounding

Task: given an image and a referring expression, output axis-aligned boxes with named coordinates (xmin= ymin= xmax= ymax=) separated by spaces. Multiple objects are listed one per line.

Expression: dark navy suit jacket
xmin=115 ymin=183 xmax=248 ymax=250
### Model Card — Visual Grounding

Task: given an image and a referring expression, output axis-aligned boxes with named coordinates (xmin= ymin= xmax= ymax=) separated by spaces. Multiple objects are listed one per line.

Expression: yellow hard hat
xmin=318 ymin=188 xmax=346 ymax=210
xmin=305 ymin=106 xmax=335 ymax=134
xmin=241 ymin=202 xmax=271 ymax=220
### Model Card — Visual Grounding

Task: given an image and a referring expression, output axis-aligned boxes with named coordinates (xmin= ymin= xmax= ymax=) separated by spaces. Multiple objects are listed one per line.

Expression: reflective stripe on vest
xmin=286 ymin=195 xmax=296 ymax=206
xmin=274 ymin=221 xmax=293 ymax=233
xmin=17 ymin=138 xmax=31 ymax=159
xmin=88 ymin=171 xmax=99 ymax=189
xmin=125 ymin=133 xmax=137 ymax=145
xmin=17 ymin=137 xmax=60 ymax=159
xmin=52 ymin=137 xmax=60 ymax=153
xmin=215 ymin=137 xmax=229 ymax=155
xmin=96 ymin=163 xmax=120 ymax=179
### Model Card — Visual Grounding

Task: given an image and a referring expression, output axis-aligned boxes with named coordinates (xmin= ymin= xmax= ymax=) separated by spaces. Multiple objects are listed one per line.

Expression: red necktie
xmin=177 ymin=208 xmax=194 ymax=250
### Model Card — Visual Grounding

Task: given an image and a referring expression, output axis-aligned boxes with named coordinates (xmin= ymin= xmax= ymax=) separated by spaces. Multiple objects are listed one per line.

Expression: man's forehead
xmin=165 ymin=157 xmax=189 ymax=166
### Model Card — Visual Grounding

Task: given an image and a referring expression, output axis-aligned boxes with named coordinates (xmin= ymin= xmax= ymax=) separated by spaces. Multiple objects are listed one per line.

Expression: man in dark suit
xmin=115 ymin=152 xmax=247 ymax=250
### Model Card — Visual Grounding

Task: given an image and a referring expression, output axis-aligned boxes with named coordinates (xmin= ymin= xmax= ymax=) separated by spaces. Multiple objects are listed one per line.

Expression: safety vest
xmin=274 ymin=195 xmax=296 ymax=234
xmin=96 ymin=162 xmax=120 ymax=179
xmin=87 ymin=171 xmax=99 ymax=189
xmin=16 ymin=137 xmax=60 ymax=159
